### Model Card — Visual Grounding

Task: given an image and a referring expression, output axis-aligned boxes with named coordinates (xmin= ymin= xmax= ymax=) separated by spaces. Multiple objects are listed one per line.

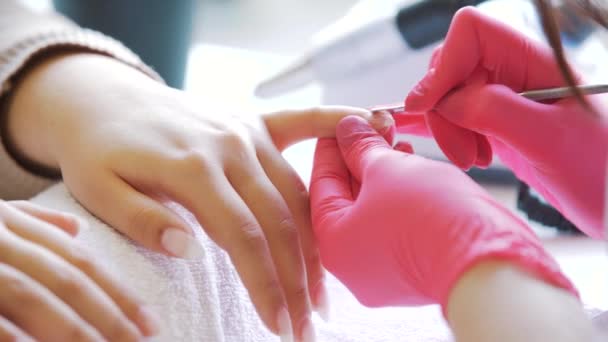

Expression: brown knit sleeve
xmin=0 ymin=0 xmax=164 ymax=200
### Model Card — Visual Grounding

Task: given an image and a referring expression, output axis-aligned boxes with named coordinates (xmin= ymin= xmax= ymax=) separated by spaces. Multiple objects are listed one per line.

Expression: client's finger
xmin=72 ymin=173 xmax=199 ymax=259
xmin=256 ymin=139 xmax=328 ymax=320
xmin=2 ymin=203 xmax=160 ymax=337
xmin=0 ymin=315 xmax=34 ymax=342
xmin=158 ymin=165 xmax=290 ymax=339
xmin=9 ymin=201 xmax=81 ymax=236
xmin=0 ymin=257 xmax=102 ymax=342
xmin=263 ymin=106 xmax=386 ymax=151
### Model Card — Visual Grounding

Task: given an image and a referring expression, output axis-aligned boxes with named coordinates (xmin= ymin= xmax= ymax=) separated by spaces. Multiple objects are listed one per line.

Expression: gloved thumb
xmin=336 ymin=115 xmax=393 ymax=182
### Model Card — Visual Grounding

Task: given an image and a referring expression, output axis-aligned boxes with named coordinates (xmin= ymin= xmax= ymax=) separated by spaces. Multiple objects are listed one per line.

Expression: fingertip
xmin=299 ymin=317 xmax=317 ymax=342
xmin=336 ymin=115 xmax=381 ymax=150
xmin=61 ymin=215 xmax=83 ymax=236
xmin=369 ymin=111 xmax=394 ymax=132
xmin=370 ymin=111 xmax=396 ymax=145
xmin=336 ymin=115 xmax=370 ymax=132
xmin=426 ymin=111 xmax=478 ymax=170
xmin=277 ymin=307 xmax=294 ymax=341
xmin=41 ymin=212 xmax=82 ymax=236
xmin=7 ymin=201 xmax=82 ymax=236
xmin=473 ymin=134 xmax=493 ymax=168
xmin=405 ymin=68 xmax=438 ymax=113
xmin=312 ymin=281 xmax=330 ymax=322
xmin=393 ymin=112 xmax=432 ymax=137
xmin=135 ymin=306 xmax=161 ymax=337
xmin=383 ymin=124 xmax=396 ymax=146
xmin=394 ymin=141 xmax=415 ymax=154
xmin=449 ymin=151 xmax=475 ymax=171
xmin=160 ymin=227 xmax=204 ymax=259
xmin=429 ymin=44 xmax=443 ymax=68
xmin=350 ymin=178 xmax=361 ymax=200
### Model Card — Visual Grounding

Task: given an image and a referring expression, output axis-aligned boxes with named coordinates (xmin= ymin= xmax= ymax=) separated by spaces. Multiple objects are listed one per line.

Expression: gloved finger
xmin=310 ymin=138 xmax=354 ymax=226
xmin=393 ymin=112 xmax=432 ymax=137
xmin=405 ymin=7 xmax=565 ymax=113
xmin=436 ymin=83 xmax=555 ymax=159
xmin=350 ymin=178 xmax=362 ymax=200
xmin=335 ymin=116 xmax=393 ymax=182
xmin=394 ymin=141 xmax=415 ymax=154
xmin=426 ymin=110 xmax=479 ymax=170
xmin=474 ymin=134 xmax=493 ymax=168
xmin=426 ymin=66 xmax=492 ymax=169
xmin=9 ymin=201 xmax=82 ymax=237
xmin=428 ymin=44 xmax=443 ymax=69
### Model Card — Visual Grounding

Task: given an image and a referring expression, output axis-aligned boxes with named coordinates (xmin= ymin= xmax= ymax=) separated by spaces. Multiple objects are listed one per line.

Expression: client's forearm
xmin=446 ymin=261 xmax=596 ymax=342
xmin=5 ymin=53 xmax=157 ymax=172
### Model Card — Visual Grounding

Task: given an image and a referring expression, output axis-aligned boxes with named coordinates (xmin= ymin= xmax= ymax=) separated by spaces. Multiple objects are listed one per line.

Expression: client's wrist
xmin=4 ymin=52 xmax=161 ymax=175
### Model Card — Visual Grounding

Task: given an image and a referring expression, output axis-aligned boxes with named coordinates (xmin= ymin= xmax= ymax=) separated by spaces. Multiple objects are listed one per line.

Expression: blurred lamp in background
xmin=53 ymin=0 xmax=195 ymax=89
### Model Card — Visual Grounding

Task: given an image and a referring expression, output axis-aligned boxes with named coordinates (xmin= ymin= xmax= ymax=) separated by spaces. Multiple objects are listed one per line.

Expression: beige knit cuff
xmin=0 ymin=28 xmax=163 ymax=97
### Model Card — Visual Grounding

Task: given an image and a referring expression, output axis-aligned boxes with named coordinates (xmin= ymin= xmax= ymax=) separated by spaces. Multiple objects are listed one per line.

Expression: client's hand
xmin=0 ymin=200 xmax=158 ymax=341
xmin=310 ymin=115 xmax=576 ymax=310
xmin=6 ymin=53 xmax=392 ymax=340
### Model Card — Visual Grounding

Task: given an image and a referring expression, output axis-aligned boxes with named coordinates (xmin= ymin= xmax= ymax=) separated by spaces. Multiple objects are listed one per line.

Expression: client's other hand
xmin=0 ymin=200 xmax=158 ymax=341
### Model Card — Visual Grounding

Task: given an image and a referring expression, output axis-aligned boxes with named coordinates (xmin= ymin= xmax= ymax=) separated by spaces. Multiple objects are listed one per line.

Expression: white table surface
xmin=184 ymin=44 xmax=608 ymax=314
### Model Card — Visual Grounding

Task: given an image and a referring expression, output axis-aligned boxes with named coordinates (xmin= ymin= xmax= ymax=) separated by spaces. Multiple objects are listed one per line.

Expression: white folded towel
xmin=30 ymin=183 xmax=459 ymax=341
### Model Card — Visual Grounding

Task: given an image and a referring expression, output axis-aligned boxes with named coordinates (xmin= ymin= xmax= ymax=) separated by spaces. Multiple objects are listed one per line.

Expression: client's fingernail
xmin=136 ymin=305 xmax=161 ymax=336
xmin=63 ymin=215 xmax=84 ymax=236
xmin=277 ymin=307 xmax=294 ymax=342
xmin=313 ymin=282 xmax=330 ymax=322
xmin=370 ymin=111 xmax=395 ymax=133
xmin=161 ymin=228 xmax=203 ymax=259
xmin=300 ymin=318 xmax=317 ymax=342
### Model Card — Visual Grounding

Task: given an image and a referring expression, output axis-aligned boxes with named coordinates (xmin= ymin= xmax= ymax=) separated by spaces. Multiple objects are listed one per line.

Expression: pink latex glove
xmin=310 ymin=115 xmax=577 ymax=311
xmin=404 ymin=7 xmax=608 ymax=238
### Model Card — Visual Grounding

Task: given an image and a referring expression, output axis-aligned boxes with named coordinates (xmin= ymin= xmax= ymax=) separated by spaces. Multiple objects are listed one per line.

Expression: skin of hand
xmin=0 ymin=200 xmax=159 ymax=341
xmin=403 ymin=7 xmax=608 ymax=238
xmin=310 ymin=115 xmax=576 ymax=311
xmin=5 ymin=53 xmax=392 ymax=341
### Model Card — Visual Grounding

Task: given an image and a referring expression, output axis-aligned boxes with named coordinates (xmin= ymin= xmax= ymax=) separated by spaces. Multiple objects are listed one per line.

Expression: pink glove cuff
xmin=434 ymin=202 xmax=578 ymax=317
xmin=439 ymin=243 xmax=578 ymax=318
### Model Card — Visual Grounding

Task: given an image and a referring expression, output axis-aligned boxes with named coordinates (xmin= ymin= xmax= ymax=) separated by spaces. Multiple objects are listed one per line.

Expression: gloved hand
xmin=310 ymin=115 xmax=576 ymax=311
xmin=403 ymin=7 xmax=608 ymax=238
